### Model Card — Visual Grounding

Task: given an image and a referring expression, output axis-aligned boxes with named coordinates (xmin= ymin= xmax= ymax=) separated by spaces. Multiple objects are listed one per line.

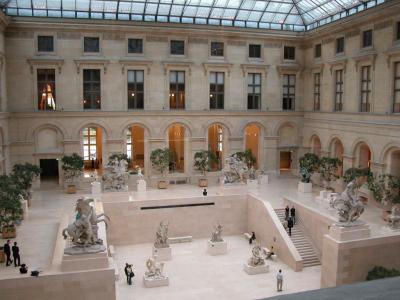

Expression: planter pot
xmin=298 ymin=182 xmax=312 ymax=193
xmin=66 ymin=184 xmax=77 ymax=194
xmin=2 ymin=226 xmax=17 ymax=239
xmin=198 ymin=178 xmax=208 ymax=187
xmin=158 ymin=180 xmax=168 ymax=189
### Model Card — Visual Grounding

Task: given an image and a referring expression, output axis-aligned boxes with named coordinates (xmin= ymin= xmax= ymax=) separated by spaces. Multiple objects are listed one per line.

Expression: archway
xmin=354 ymin=142 xmax=371 ymax=169
xmin=310 ymin=135 xmax=321 ymax=157
xmin=330 ymin=138 xmax=344 ymax=176
xmin=245 ymin=124 xmax=260 ymax=169
xmin=168 ymin=124 xmax=185 ymax=173
xmin=278 ymin=123 xmax=298 ymax=173
xmin=208 ymin=124 xmax=225 ymax=171
xmin=126 ymin=126 xmax=145 ymax=170
xmin=384 ymin=148 xmax=400 ymax=177
xmin=82 ymin=126 xmax=103 ymax=172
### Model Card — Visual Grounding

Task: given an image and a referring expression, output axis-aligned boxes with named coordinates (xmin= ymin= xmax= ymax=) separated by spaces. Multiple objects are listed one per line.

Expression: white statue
xmin=330 ymin=180 xmax=365 ymax=223
xmin=137 ymin=167 xmax=144 ymax=180
xmin=389 ymin=204 xmax=400 ymax=229
xmin=62 ymin=198 xmax=110 ymax=253
xmin=223 ymin=155 xmax=248 ymax=183
xmin=144 ymin=256 xmax=165 ymax=279
xmin=102 ymin=158 xmax=128 ymax=191
xmin=154 ymin=221 xmax=169 ymax=248
xmin=247 ymin=243 xmax=268 ymax=267
xmin=210 ymin=223 xmax=224 ymax=243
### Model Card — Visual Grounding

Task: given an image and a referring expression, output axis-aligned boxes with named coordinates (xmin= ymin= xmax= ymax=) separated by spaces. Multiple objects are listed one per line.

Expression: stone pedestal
xmin=258 ymin=175 xmax=269 ymax=185
xmin=243 ymin=263 xmax=269 ymax=275
xmin=91 ymin=181 xmax=102 ymax=195
xmin=247 ymin=179 xmax=258 ymax=190
xmin=143 ymin=276 xmax=169 ymax=288
xmin=137 ymin=179 xmax=147 ymax=192
xmin=152 ymin=246 xmax=172 ymax=261
xmin=329 ymin=222 xmax=371 ymax=241
xmin=298 ymin=182 xmax=312 ymax=193
xmin=207 ymin=240 xmax=227 ymax=255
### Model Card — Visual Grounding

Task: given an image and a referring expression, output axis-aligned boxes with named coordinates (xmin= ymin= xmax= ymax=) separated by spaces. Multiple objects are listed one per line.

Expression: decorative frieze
xmin=57 ymin=32 xmax=81 ymax=40
xmin=146 ymin=36 xmax=168 ymax=42
xmin=74 ymin=58 xmax=110 ymax=74
xmin=103 ymin=33 xmax=125 ymax=41
xmin=264 ymin=42 xmax=282 ymax=48
xmin=188 ymin=37 xmax=208 ymax=44
xmin=202 ymin=62 xmax=233 ymax=76
xmin=374 ymin=20 xmax=393 ymax=31
xmin=162 ymin=61 xmax=193 ymax=75
xmin=240 ymin=64 xmax=269 ymax=77
xmin=5 ymin=31 xmax=34 ymax=38
xmin=322 ymin=37 xmax=334 ymax=45
xmin=27 ymin=57 xmax=65 ymax=74
xmin=227 ymin=40 xmax=246 ymax=46
xmin=118 ymin=58 xmax=152 ymax=74
xmin=345 ymin=30 xmax=360 ymax=38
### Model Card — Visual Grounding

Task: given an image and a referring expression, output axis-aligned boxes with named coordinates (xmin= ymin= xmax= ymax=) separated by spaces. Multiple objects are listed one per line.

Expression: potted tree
xmin=194 ymin=150 xmax=217 ymax=187
xmin=233 ymin=150 xmax=257 ymax=169
xmin=0 ymin=175 xmax=23 ymax=238
xmin=150 ymin=148 xmax=171 ymax=189
xmin=319 ymin=157 xmax=342 ymax=194
xmin=11 ymin=163 xmax=41 ymax=207
xmin=298 ymin=153 xmax=320 ymax=193
xmin=61 ymin=153 xmax=84 ymax=194
xmin=343 ymin=167 xmax=371 ymax=184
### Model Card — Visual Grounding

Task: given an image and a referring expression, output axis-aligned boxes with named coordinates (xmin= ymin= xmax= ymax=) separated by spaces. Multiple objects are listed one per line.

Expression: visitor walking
xmin=124 ymin=263 xmax=135 ymax=285
xmin=290 ymin=206 xmax=296 ymax=224
xmin=285 ymin=205 xmax=290 ymax=220
xmin=287 ymin=217 xmax=294 ymax=236
xmin=3 ymin=240 xmax=13 ymax=267
xmin=249 ymin=231 xmax=256 ymax=244
xmin=276 ymin=269 xmax=283 ymax=292
xmin=12 ymin=242 xmax=21 ymax=267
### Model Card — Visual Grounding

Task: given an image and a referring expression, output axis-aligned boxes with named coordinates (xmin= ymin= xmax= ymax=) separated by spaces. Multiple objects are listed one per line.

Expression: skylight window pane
xmin=132 ymin=3 xmax=145 ymax=13
xmin=119 ymin=2 xmax=132 ymax=13
xmin=182 ymin=17 xmax=193 ymax=23
xmin=221 ymin=20 xmax=232 ymax=26
xmin=226 ymin=0 xmax=241 ymax=9
xmin=157 ymin=16 xmax=168 ymax=21
xmin=91 ymin=12 xmax=103 ymax=18
xmin=62 ymin=11 xmax=75 ymax=17
xmin=199 ymin=0 xmax=213 ymax=6
xmin=48 ymin=10 xmax=62 ymax=17
xmin=104 ymin=13 xmax=116 ymax=19
xmin=209 ymin=19 xmax=220 ymax=25
xmin=170 ymin=5 xmax=183 ymax=15
xmin=248 ymin=11 xmax=262 ymax=21
xmin=75 ymin=0 xmax=89 ymax=11
xmin=273 ymin=13 xmax=286 ymax=24
xmin=241 ymin=0 xmax=255 ymax=10
xmin=145 ymin=3 xmax=158 ymax=14
xmin=266 ymin=2 xmax=281 ymax=12
xmin=189 ymin=0 xmax=201 ymax=4
xmin=18 ymin=0 xmax=32 ymax=9
xmin=118 ymin=13 xmax=129 ymax=20
xmin=234 ymin=20 xmax=245 ymax=27
xmin=91 ymin=1 xmax=104 ymax=12
xmin=285 ymin=15 xmax=303 ymax=25
xmin=34 ymin=9 xmax=47 ymax=16
xmin=223 ymin=9 xmax=236 ymax=19
xmin=32 ymin=0 xmax=46 ymax=9
xmin=215 ymin=0 xmax=228 ymax=7
xmin=170 ymin=16 xmax=180 ymax=22
xmin=77 ymin=12 xmax=89 ymax=18
xmin=173 ymin=0 xmax=185 ymax=4
xmin=253 ymin=1 xmax=266 ymax=11
xmin=158 ymin=4 xmax=170 ymax=15
xmin=6 ymin=0 xmax=17 ymax=8
xmin=261 ymin=12 xmax=275 ymax=22
xmin=183 ymin=6 xmax=197 ymax=17
xmin=196 ymin=7 xmax=210 ymax=18
xmin=160 ymin=0 xmax=172 ymax=3
xmin=246 ymin=21 xmax=257 ymax=28
xmin=47 ymin=0 xmax=61 ymax=9
xmin=236 ymin=10 xmax=249 ymax=21
xmin=195 ymin=18 xmax=207 ymax=24
xmin=144 ymin=15 xmax=156 ymax=21
xmin=211 ymin=8 xmax=224 ymax=18
xmin=19 ymin=8 xmax=33 ymax=16
xmin=104 ymin=2 xmax=118 ymax=13
xmin=278 ymin=3 xmax=293 ymax=13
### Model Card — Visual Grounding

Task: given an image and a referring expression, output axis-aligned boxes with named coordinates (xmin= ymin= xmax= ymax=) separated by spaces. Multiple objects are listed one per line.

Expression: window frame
xmin=209 ymin=71 xmax=225 ymax=109
xmin=37 ymin=68 xmax=56 ymax=111
xmin=83 ymin=69 xmax=101 ymax=110
xmin=170 ymin=40 xmax=186 ymax=56
xmin=247 ymin=73 xmax=261 ymax=110
xmin=82 ymin=127 xmax=97 ymax=161
xmin=334 ymin=69 xmax=344 ymax=112
xmin=83 ymin=36 xmax=101 ymax=54
xmin=127 ymin=38 xmax=144 ymax=55
xmin=210 ymin=41 xmax=225 ymax=58
xmin=37 ymin=35 xmax=54 ymax=53
xmin=169 ymin=70 xmax=185 ymax=109
xmin=127 ymin=70 xmax=144 ymax=110
xmin=282 ymin=74 xmax=296 ymax=111
xmin=248 ymin=44 xmax=262 ymax=59
xmin=393 ymin=61 xmax=400 ymax=113
xmin=314 ymin=44 xmax=322 ymax=59
xmin=361 ymin=29 xmax=373 ymax=49
xmin=336 ymin=37 xmax=345 ymax=55
xmin=283 ymin=46 xmax=296 ymax=61
xmin=313 ymin=72 xmax=321 ymax=111
xmin=360 ymin=65 xmax=372 ymax=112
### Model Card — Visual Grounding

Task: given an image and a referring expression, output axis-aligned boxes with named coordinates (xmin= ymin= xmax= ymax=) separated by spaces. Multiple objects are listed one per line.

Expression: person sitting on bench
xmin=249 ymin=231 xmax=256 ymax=244
xmin=266 ymin=246 xmax=275 ymax=259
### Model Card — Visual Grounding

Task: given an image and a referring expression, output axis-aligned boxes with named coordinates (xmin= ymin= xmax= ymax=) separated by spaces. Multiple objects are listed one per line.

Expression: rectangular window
xmin=209 ymin=72 xmax=224 ymax=109
xmin=84 ymin=37 xmax=100 ymax=53
xmin=362 ymin=30 xmax=373 ymax=48
xmin=282 ymin=74 xmax=295 ymax=111
xmin=37 ymin=69 xmax=56 ymax=110
xmin=247 ymin=73 xmax=261 ymax=110
xmin=128 ymin=38 xmax=143 ymax=54
xmin=38 ymin=36 xmax=54 ymax=52
xmin=313 ymin=73 xmax=320 ymax=111
xmin=211 ymin=42 xmax=224 ymax=57
xmin=336 ymin=37 xmax=345 ymax=54
xmin=169 ymin=71 xmax=185 ymax=109
xmin=170 ymin=40 xmax=185 ymax=55
xmin=394 ymin=62 xmax=400 ymax=113
xmin=83 ymin=127 xmax=97 ymax=161
xmin=127 ymin=70 xmax=144 ymax=109
xmin=397 ymin=22 xmax=400 ymax=40
xmin=83 ymin=69 xmax=101 ymax=109
xmin=335 ymin=69 xmax=344 ymax=112
xmin=284 ymin=46 xmax=295 ymax=60
xmin=249 ymin=44 xmax=261 ymax=58
xmin=314 ymin=44 xmax=321 ymax=58
xmin=360 ymin=66 xmax=371 ymax=112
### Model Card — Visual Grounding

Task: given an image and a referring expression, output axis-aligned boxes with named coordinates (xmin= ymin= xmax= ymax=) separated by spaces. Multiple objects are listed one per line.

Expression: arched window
xmin=208 ymin=124 xmax=224 ymax=171
xmin=168 ymin=124 xmax=185 ymax=173
xmin=245 ymin=125 xmax=260 ymax=168
xmin=82 ymin=127 xmax=102 ymax=170
xmin=126 ymin=126 xmax=145 ymax=169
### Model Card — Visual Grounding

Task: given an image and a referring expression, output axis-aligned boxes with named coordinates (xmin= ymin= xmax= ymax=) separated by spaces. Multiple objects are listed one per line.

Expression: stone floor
xmin=115 ymin=236 xmax=321 ymax=300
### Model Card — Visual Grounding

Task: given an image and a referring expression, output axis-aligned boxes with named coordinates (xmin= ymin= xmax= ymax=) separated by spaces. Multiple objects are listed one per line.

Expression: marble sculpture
xmin=389 ymin=204 xmax=400 ymax=229
xmin=154 ymin=221 xmax=169 ymax=248
xmin=102 ymin=158 xmax=128 ymax=191
xmin=210 ymin=223 xmax=224 ymax=242
xmin=330 ymin=180 xmax=365 ymax=223
xmin=145 ymin=256 xmax=166 ymax=279
xmin=247 ymin=243 xmax=268 ymax=267
xmin=223 ymin=155 xmax=248 ymax=183
xmin=62 ymin=198 xmax=110 ymax=254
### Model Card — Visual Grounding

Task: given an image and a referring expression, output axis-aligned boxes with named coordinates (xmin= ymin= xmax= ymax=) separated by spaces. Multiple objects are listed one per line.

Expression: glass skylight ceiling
xmin=0 ymin=0 xmax=386 ymax=31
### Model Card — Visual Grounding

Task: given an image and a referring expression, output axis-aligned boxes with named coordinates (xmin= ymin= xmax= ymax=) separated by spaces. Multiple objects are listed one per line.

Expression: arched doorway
xmin=310 ymin=135 xmax=321 ymax=157
xmin=208 ymin=124 xmax=225 ymax=171
xmin=330 ymin=138 xmax=344 ymax=176
xmin=82 ymin=126 xmax=103 ymax=172
xmin=126 ymin=126 xmax=145 ymax=170
xmin=354 ymin=142 xmax=371 ymax=169
xmin=384 ymin=148 xmax=400 ymax=177
xmin=245 ymin=124 xmax=260 ymax=169
xmin=278 ymin=124 xmax=297 ymax=173
xmin=168 ymin=124 xmax=185 ymax=173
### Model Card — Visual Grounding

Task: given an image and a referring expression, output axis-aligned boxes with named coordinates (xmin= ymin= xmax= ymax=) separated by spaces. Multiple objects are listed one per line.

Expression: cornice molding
xmin=202 ymin=62 xmax=234 ymax=76
xmin=240 ymin=63 xmax=269 ymax=77
xmin=74 ymin=58 xmax=110 ymax=74
xmin=27 ymin=57 xmax=64 ymax=74
xmin=118 ymin=58 xmax=153 ymax=74
xmin=352 ymin=50 xmax=377 ymax=71
xmin=162 ymin=61 xmax=194 ymax=75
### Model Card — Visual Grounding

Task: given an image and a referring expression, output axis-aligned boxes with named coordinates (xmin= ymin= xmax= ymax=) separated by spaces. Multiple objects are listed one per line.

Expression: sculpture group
xmin=223 ymin=155 xmax=249 ymax=183
xmin=62 ymin=198 xmax=109 ymax=254
xmin=210 ymin=223 xmax=224 ymax=243
xmin=145 ymin=256 xmax=166 ymax=279
xmin=154 ymin=221 xmax=169 ymax=248
xmin=247 ymin=243 xmax=268 ymax=267
xmin=102 ymin=158 xmax=128 ymax=191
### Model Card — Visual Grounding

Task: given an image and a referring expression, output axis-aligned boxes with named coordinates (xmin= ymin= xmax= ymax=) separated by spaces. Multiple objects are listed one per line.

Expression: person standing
xmin=249 ymin=231 xmax=256 ymax=244
xmin=124 ymin=263 xmax=134 ymax=285
xmin=290 ymin=206 xmax=296 ymax=224
xmin=12 ymin=242 xmax=20 ymax=267
xmin=277 ymin=269 xmax=283 ymax=292
xmin=287 ymin=217 xmax=294 ymax=236
xmin=3 ymin=240 xmax=13 ymax=266
xmin=285 ymin=205 xmax=290 ymax=220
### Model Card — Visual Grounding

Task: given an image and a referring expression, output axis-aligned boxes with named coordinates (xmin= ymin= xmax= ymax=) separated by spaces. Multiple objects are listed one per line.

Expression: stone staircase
xmin=275 ymin=208 xmax=321 ymax=267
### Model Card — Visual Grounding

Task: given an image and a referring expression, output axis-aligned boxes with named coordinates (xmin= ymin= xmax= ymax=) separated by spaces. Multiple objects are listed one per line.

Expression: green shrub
xmin=194 ymin=150 xmax=218 ymax=175
xmin=298 ymin=153 xmax=320 ymax=183
xmin=343 ymin=167 xmax=371 ymax=184
xmin=232 ymin=149 xmax=257 ymax=168
xmin=366 ymin=266 xmax=400 ymax=281
xmin=150 ymin=148 xmax=172 ymax=176
xmin=61 ymin=153 xmax=84 ymax=182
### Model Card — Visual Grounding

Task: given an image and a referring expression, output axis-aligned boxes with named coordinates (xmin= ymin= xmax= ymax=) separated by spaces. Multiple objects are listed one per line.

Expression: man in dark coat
xmin=285 ymin=205 xmax=290 ymax=220
xmin=287 ymin=217 xmax=294 ymax=236
xmin=290 ymin=206 xmax=296 ymax=224
xmin=12 ymin=242 xmax=20 ymax=267
xmin=124 ymin=263 xmax=134 ymax=285
xmin=3 ymin=240 xmax=13 ymax=266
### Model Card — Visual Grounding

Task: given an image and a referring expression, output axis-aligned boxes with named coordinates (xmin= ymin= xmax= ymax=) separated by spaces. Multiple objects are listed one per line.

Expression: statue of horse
xmin=62 ymin=198 xmax=110 ymax=246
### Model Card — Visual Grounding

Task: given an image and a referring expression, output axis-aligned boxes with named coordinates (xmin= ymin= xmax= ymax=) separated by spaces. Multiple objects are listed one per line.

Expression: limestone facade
xmin=0 ymin=0 xmax=399 ymax=179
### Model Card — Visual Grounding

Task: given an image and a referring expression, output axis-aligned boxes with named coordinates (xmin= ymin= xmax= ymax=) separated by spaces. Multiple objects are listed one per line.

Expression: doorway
xmin=280 ymin=151 xmax=291 ymax=171
xmin=40 ymin=159 xmax=59 ymax=180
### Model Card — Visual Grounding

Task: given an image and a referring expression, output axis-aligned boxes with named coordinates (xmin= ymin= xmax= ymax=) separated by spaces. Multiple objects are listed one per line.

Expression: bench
xmin=243 ymin=232 xmax=252 ymax=241
xmin=263 ymin=247 xmax=278 ymax=261
xmin=168 ymin=236 xmax=193 ymax=244
xmin=109 ymin=245 xmax=116 ymax=257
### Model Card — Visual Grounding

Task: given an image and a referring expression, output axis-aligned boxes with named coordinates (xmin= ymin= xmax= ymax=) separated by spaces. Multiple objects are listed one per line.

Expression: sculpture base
xmin=91 ymin=181 xmax=102 ymax=195
xmin=298 ymin=182 xmax=312 ymax=193
xmin=64 ymin=244 xmax=106 ymax=255
xmin=329 ymin=222 xmax=371 ymax=241
xmin=258 ymin=175 xmax=269 ymax=185
xmin=243 ymin=263 xmax=269 ymax=275
xmin=137 ymin=179 xmax=147 ymax=192
xmin=143 ymin=276 xmax=169 ymax=288
xmin=247 ymin=179 xmax=258 ymax=190
xmin=152 ymin=246 xmax=172 ymax=261
xmin=207 ymin=240 xmax=227 ymax=255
